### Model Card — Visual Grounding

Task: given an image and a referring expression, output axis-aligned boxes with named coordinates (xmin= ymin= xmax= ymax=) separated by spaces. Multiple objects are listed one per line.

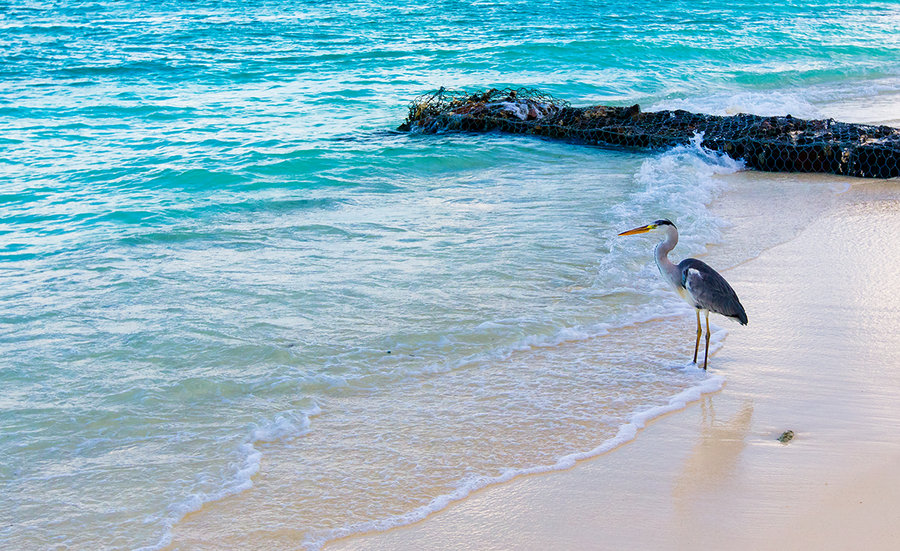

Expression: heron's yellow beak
xmin=618 ymin=224 xmax=655 ymax=236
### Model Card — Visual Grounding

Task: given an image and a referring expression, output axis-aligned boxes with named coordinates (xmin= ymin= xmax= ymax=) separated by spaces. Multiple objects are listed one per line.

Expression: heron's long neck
xmin=654 ymin=227 xmax=683 ymax=290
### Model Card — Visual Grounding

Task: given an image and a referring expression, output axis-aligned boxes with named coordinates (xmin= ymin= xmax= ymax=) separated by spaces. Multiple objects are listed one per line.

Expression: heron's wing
xmin=680 ymin=258 xmax=748 ymax=324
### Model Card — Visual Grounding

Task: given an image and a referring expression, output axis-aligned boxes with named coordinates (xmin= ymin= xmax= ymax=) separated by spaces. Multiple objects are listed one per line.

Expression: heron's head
xmin=617 ymin=219 xmax=676 ymax=237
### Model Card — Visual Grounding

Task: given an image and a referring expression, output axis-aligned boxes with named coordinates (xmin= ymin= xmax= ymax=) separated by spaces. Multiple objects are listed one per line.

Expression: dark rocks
xmin=777 ymin=430 xmax=795 ymax=444
xmin=399 ymin=88 xmax=900 ymax=179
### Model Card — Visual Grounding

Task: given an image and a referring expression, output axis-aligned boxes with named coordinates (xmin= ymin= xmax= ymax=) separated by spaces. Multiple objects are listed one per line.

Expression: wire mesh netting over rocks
xmin=399 ymin=88 xmax=900 ymax=179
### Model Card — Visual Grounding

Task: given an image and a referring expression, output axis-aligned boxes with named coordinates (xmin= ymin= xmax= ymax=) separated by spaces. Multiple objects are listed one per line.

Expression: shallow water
xmin=1 ymin=1 xmax=898 ymax=549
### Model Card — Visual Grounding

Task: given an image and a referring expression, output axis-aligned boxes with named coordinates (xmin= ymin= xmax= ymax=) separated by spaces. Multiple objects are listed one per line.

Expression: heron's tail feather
xmin=734 ymin=304 xmax=748 ymax=326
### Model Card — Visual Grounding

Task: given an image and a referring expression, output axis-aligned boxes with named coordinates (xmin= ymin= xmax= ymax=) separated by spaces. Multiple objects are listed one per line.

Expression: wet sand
xmin=326 ymin=180 xmax=900 ymax=551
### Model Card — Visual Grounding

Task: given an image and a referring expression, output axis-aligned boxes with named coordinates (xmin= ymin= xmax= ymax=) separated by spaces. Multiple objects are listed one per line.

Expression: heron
xmin=618 ymin=219 xmax=747 ymax=370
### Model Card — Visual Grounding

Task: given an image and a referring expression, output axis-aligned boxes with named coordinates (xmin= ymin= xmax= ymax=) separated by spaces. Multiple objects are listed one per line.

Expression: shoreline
xmin=325 ymin=178 xmax=900 ymax=551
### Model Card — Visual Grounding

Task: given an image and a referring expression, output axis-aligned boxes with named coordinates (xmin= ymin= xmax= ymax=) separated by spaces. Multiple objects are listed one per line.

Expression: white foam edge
xmin=304 ymin=370 xmax=724 ymax=550
xmin=395 ymin=296 xmax=703 ymax=381
xmin=139 ymin=404 xmax=322 ymax=551
xmin=606 ymin=133 xmax=744 ymax=269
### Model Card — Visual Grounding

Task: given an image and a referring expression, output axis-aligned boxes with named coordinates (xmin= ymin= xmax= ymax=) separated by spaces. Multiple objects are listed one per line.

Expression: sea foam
xmin=139 ymin=405 xmax=321 ymax=551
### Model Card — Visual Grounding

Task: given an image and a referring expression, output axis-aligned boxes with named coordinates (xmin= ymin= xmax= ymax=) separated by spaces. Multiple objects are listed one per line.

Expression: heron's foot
xmin=686 ymin=360 xmax=706 ymax=371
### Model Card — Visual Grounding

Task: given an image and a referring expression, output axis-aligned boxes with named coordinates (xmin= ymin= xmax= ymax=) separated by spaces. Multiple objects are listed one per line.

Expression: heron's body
xmin=619 ymin=219 xmax=747 ymax=369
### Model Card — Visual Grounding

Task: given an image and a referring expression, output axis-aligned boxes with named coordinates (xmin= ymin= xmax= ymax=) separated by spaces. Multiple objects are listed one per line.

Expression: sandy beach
xmin=326 ymin=178 xmax=900 ymax=551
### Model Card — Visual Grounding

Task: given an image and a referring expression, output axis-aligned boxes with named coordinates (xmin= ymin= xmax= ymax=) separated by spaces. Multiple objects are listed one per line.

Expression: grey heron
xmin=618 ymin=219 xmax=747 ymax=370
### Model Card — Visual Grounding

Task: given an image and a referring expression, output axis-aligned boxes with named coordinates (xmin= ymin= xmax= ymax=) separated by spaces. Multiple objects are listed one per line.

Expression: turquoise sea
xmin=2 ymin=1 xmax=898 ymax=549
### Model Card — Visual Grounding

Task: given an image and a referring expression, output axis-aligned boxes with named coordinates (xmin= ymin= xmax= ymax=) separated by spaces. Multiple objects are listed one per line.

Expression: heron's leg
xmin=702 ymin=310 xmax=711 ymax=370
xmin=693 ymin=309 xmax=701 ymax=364
xmin=693 ymin=309 xmax=702 ymax=363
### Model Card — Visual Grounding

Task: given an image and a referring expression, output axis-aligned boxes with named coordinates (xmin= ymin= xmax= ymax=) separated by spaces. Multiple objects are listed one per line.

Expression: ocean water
xmin=1 ymin=1 xmax=898 ymax=549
